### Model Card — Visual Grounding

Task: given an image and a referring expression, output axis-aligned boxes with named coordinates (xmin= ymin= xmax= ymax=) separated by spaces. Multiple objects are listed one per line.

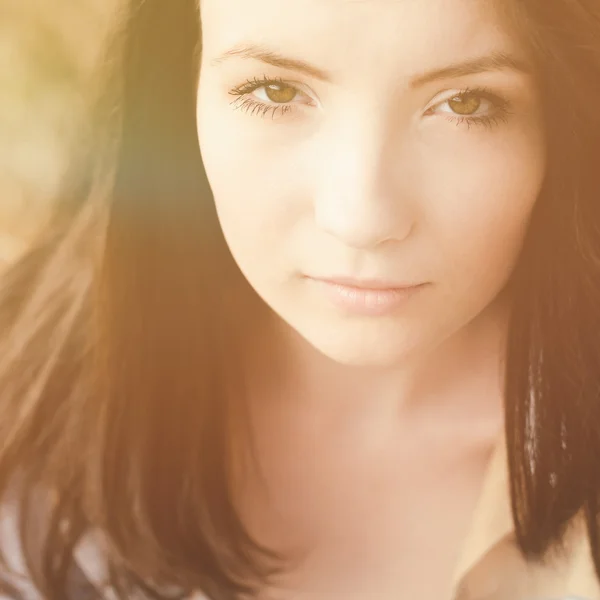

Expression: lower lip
xmin=307 ymin=278 xmax=426 ymax=316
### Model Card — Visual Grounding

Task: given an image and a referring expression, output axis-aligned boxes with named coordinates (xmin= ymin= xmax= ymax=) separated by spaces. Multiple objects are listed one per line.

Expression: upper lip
xmin=308 ymin=275 xmax=425 ymax=290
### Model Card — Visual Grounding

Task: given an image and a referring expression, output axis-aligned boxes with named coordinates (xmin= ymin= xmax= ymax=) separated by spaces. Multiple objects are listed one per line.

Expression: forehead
xmin=200 ymin=0 xmax=518 ymax=82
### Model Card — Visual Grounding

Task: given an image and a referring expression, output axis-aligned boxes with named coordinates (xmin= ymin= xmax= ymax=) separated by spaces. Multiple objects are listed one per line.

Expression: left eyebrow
xmin=211 ymin=43 xmax=532 ymax=87
xmin=409 ymin=51 xmax=533 ymax=87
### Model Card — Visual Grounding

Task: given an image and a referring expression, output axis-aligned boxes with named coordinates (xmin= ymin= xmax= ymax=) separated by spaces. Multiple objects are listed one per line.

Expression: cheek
xmin=197 ymin=106 xmax=302 ymax=277
xmin=423 ymin=131 xmax=545 ymax=287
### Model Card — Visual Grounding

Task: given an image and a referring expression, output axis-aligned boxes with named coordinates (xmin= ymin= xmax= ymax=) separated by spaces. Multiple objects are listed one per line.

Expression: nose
xmin=313 ymin=122 xmax=416 ymax=250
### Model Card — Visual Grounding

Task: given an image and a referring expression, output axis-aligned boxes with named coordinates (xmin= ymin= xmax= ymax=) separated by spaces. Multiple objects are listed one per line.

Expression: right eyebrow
xmin=211 ymin=44 xmax=532 ymax=88
xmin=211 ymin=44 xmax=333 ymax=82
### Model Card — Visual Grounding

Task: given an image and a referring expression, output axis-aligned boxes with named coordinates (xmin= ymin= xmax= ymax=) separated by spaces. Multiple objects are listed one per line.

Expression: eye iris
xmin=264 ymin=84 xmax=297 ymax=103
xmin=448 ymin=93 xmax=481 ymax=115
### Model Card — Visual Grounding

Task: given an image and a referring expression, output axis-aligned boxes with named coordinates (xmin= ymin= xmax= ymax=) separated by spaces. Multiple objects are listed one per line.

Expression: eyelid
xmin=255 ymin=82 xmax=315 ymax=105
xmin=231 ymin=75 xmax=320 ymax=106
xmin=425 ymin=86 xmax=508 ymax=112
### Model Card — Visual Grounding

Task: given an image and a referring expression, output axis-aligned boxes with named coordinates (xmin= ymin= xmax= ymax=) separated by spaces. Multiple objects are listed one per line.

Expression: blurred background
xmin=1 ymin=0 xmax=118 ymax=272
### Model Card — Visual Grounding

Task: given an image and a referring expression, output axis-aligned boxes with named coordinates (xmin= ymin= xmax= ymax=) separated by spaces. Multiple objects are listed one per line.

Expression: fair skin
xmin=196 ymin=0 xmax=545 ymax=597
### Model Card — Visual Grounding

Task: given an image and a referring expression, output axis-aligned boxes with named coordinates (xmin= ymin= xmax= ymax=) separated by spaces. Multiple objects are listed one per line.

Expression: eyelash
xmin=228 ymin=75 xmax=512 ymax=129
xmin=229 ymin=75 xmax=297 ymax=119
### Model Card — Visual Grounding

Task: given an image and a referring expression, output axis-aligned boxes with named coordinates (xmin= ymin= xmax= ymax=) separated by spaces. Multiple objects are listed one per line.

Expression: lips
xmin=309 ymin=275 xmax=424 ymax=291
xmin=305 ymin=276 xmax=427 ymax=316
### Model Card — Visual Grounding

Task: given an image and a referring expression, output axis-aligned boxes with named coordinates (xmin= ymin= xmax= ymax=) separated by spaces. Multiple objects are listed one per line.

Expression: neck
xmin=246 ymin=296 xmax=509 ymax=447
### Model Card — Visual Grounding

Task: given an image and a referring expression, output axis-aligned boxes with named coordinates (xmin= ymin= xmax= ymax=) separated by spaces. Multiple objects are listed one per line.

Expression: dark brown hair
xmin=0 ymin=0 xmax=599 ymax=598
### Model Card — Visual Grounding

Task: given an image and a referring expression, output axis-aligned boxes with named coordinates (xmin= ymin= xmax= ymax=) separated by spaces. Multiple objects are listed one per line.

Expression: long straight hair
xmin=0 ymin=1 xmax=599 ymax=598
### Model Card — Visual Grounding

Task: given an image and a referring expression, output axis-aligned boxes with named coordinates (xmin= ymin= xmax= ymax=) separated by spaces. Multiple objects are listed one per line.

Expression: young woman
xmin=1 ymin=0 xmax=600 ymax=598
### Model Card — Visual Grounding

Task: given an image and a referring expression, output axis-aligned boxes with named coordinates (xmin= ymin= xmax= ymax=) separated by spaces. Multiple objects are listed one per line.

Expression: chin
xmin=315 ymin=341 xmax=417 ymax=369
xmin=295 ymin=321 xmax=428 ymax=370
xmin=262 ymin=293 xmax=440 ymax=370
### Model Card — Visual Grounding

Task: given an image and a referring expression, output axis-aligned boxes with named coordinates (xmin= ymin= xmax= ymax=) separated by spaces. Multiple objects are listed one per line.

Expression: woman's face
xmin=197 ymin=0 xmax=545 ymax=367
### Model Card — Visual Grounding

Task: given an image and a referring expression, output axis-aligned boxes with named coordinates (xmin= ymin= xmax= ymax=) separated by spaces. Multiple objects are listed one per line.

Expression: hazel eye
xmin=424 ymin=86 xmax=512 ymax=130
xmin=447 ymin=92 xmax=483 ymax=116
xmin=261 ymin=83 xmax=299 ymax=104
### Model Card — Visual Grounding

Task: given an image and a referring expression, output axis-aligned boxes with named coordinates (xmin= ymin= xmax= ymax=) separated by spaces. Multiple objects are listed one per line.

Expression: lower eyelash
xmin=230 ymin=97 xmax=293 ymax=119
xmin=448 ymin=110 xmax=512 ymax=130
